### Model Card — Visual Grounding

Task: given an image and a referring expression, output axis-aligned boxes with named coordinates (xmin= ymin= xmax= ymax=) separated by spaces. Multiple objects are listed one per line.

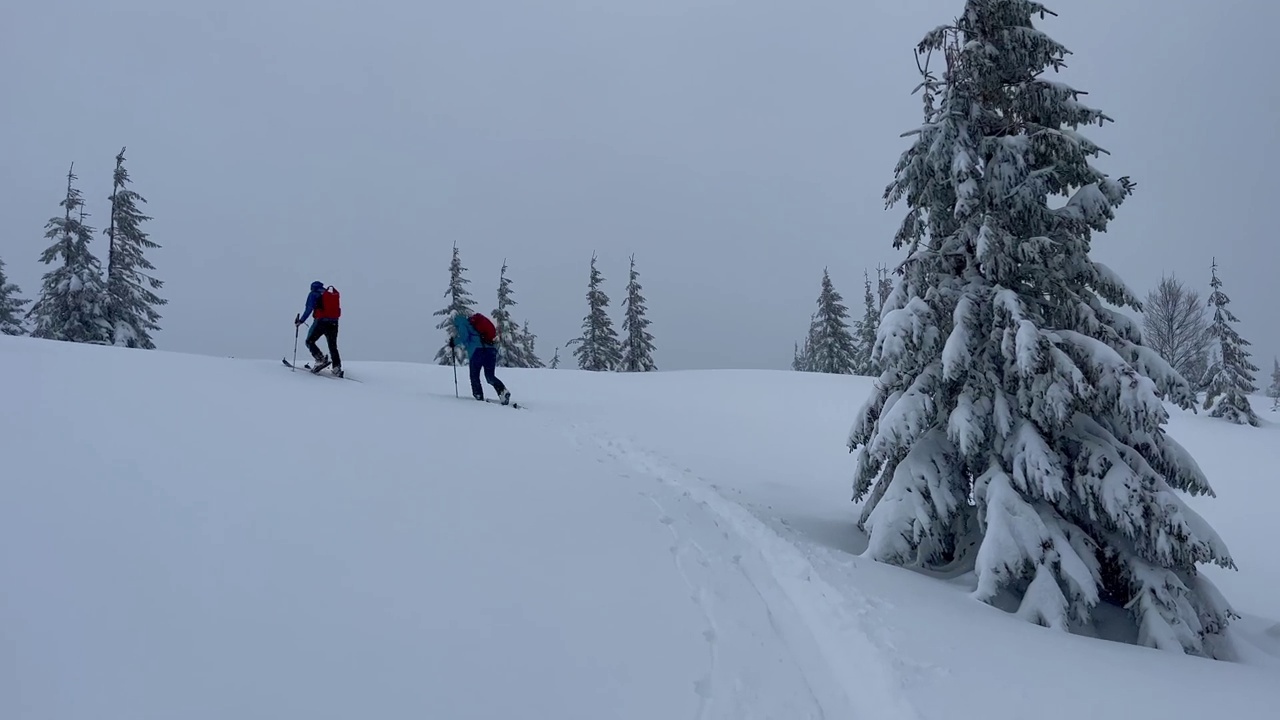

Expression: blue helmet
xmin=311 ymin=280 xmax=324 ymax=292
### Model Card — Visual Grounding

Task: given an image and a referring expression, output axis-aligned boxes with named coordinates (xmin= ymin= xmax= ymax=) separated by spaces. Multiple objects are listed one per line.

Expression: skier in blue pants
xmin=450 ymin=312 xmax=512 ymax=405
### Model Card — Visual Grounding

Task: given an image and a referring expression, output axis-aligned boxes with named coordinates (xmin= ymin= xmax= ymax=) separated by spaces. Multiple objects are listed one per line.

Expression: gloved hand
xmin=294 ymin=314 xmax=302 ymax=327
xmin=448 ymin=337 xmax=455 ymax=349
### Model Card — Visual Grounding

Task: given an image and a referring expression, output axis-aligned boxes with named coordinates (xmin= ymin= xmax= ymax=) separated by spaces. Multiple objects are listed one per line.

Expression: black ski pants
xmin=305 ymin=319 xmax=340 ymax=367
xmin=469 ymin=345 xmax=506 ymax=399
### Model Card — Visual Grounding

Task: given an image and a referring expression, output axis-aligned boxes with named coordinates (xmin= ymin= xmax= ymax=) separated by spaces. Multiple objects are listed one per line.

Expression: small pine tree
xmin=567 ymin=253 xmax=622 ymax=371
xmin=0 ymin=257 xmax=29 ymax=335
xmin=28 ymin=164 xmax=112 ymax=344
xmin=791 ymin=341 xmax=807 ymax=371
xmin=792 ymin=315 xmax=817 ymax=371
xmin=805 ymin=268 xmax=858 ymax=374
xmin=549 ymin=347 xmax=561 ymax=369
xmin=492 ymin=260 xmax=528 ymax=367
xmin=433 ymin=243 xmax=476 ymax=365
xmin=876 ymin=265 xmax=893 ymax=313
xmin=620 ymin=255 xmax=656 ymax=372
xmin=519 ymin=320 xmax=544 ymax=368
xmin=852 ymin=269 xmax=879 ymax=375
xmin=105 ymin=147 xmax=166 ymax=348
xmin=851 ymin=1 xmax=1234 ymax=658
xmin=1201 ymin=258 xmax=1259 ymax=425
xmin=1268 ymin=358 xmax=1280 ymax=411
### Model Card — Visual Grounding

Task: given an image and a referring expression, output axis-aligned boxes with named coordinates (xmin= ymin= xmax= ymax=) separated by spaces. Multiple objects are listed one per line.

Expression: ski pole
xmin=292 ymin=316 xmax=300 ymax=371
xmin=452 ymin=345 xmax=459 ymax=398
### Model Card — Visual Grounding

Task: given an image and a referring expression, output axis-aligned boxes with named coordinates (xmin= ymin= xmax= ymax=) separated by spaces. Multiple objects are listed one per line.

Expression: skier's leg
xmin=482 ymin=347 xmax=506 ymax=394
xmin=304 ymin=323 xmax=325 ymax=362
xmin=468 ymin=350 xmax=484 ymax=399
xmin=324 ymin=322 xmax=341 ymax=368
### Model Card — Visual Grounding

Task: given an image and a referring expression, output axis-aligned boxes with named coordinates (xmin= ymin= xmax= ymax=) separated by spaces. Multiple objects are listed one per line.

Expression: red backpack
xmin=313 ymin=286 xmax=341 ymax=320
xmin=469 ymin=313 xmax=498 ymax=344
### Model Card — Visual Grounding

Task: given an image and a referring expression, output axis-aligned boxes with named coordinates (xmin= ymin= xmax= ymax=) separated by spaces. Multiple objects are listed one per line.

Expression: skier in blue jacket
xmin=295 ymin=280 xmax=342 ymax=375
xmin=449 ymin=312 xmax=511 ymax=404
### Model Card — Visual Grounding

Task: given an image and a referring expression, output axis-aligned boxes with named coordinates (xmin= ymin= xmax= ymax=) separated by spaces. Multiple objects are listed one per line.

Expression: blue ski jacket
xmin=298 ymin=281 xmax=326 ymax=323
xmin=452 ymin=313 xmax=483 ymax=358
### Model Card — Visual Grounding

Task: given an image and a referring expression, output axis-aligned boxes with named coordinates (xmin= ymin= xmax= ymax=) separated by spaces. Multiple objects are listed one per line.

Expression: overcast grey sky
xmin=2 ymin=0 xmax=1277 ymax=371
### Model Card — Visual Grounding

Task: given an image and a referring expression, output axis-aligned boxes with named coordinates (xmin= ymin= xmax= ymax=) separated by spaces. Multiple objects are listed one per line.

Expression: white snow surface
xmin=3 ymin=335 xmax=1278 ymax=719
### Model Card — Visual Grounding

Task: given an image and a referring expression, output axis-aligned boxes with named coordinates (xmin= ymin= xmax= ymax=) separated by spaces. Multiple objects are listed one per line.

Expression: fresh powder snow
xmin=3 ymin=336 xmax=1278 ymax=719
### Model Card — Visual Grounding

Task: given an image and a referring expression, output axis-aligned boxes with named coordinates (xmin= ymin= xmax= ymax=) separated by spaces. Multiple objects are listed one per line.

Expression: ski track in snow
xmin=569 ymin=423 xmax=927 ymax=720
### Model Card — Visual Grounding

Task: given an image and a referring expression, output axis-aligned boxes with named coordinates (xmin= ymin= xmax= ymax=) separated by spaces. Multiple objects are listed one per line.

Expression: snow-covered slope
xmin=3 ymin=336 xmax=1278 ymax=719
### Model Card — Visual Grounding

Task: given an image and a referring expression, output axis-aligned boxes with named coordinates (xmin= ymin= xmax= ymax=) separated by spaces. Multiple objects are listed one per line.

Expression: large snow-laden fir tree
xmin=105 ymin=147 xmax=166 ymax=348
xmin=1200 ymin=258 xmax=1258 ymax=426
xmin=849 ymin=0 xmax=1236 ymax=657
xmin=491 ymin=260 xmax=529 ymax=368
xmin=433 ymin=243 xmax=476 ymax=365
xmin=0 ymin=257 xmax=29 ymax=335
xmin=567 ymin=253 xmax=622 ymax=371
xmin=805 ymin=268 xmax=858 ymax=375
xmin=28 ymin=164 xmax=113 ymax=344
xmin=620 ymin=255 xmax=657 ymax=372
xmin=853 ymin=269 xmax=879 ymax=375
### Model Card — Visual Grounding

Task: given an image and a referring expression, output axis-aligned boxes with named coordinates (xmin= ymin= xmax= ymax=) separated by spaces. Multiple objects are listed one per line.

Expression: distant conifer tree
xmin=620 ymin=255 xmax=656 ymax=372
xmin=1201 ymin=258 xmax=1259 ymax=425
xmin=567 ymin=253 xmax=622 ymax=371
xmin=805 ymin=268 xmax=858 ymax=374
xmin=104 ymin=147 xmax=166 ymax=348
xmin=28 ymin=164 xmax=112 ymax=344
xmin=433 ymin=243 xmax=476 ymax=365
xmin=0 ymin=257 xmax=29 ymax=336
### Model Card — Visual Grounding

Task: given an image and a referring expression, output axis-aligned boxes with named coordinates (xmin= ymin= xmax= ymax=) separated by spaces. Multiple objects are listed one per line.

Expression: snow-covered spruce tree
xmin=849 ymin=1 xmax=1235 ymax=657
xmin=852 ymin=269 xmax=879 ymax=375
xmin=567 ymin=253 xmax=622 ymax=371
xmin=1201 ymin=258 xmax=1259 ymax=426
xmin=491 ymin=260 xmax=528 ymax=368
xmin=1142 ymin=274 xmax=1210 ymax=392
xmin=0 ymin=257 xmax=29 ymax=335
xmin=1267 ymin=358 xmax=1280 ymax=411
xmin=518 ymin=320 xmax=544 ymax=368
xmin=620 ymin=254 xmax=657 ymax=372
xmin=433 ymin=243 xmax=476 ymax=365
xmin=104 ymin=147 xmax=166 ymax=348
xmin=805 ymin=268 xmax=858 ymax=374
xmin=28 ymin=164 xmax=112 ymax=344
xmin=549 ymin=346 xmax=561 ymax=369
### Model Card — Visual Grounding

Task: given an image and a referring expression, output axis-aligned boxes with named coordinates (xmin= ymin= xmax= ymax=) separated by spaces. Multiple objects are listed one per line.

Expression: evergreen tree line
xmin=791 ymin=266 xmax=892 ymax=375
xmin=0 ymin=149 xmax=165 ymax=348
xmin=433 ymin=246 xmax=657 ymax=373
xmin=795 ymin=250 xmax=1268 ymax=431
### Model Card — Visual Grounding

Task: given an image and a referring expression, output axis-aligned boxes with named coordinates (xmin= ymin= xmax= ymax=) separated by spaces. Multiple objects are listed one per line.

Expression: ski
xmin=461 ymin=395 xmax=524 ymax=409
xmin=281 ymin=357 xmax=357 ymax=381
